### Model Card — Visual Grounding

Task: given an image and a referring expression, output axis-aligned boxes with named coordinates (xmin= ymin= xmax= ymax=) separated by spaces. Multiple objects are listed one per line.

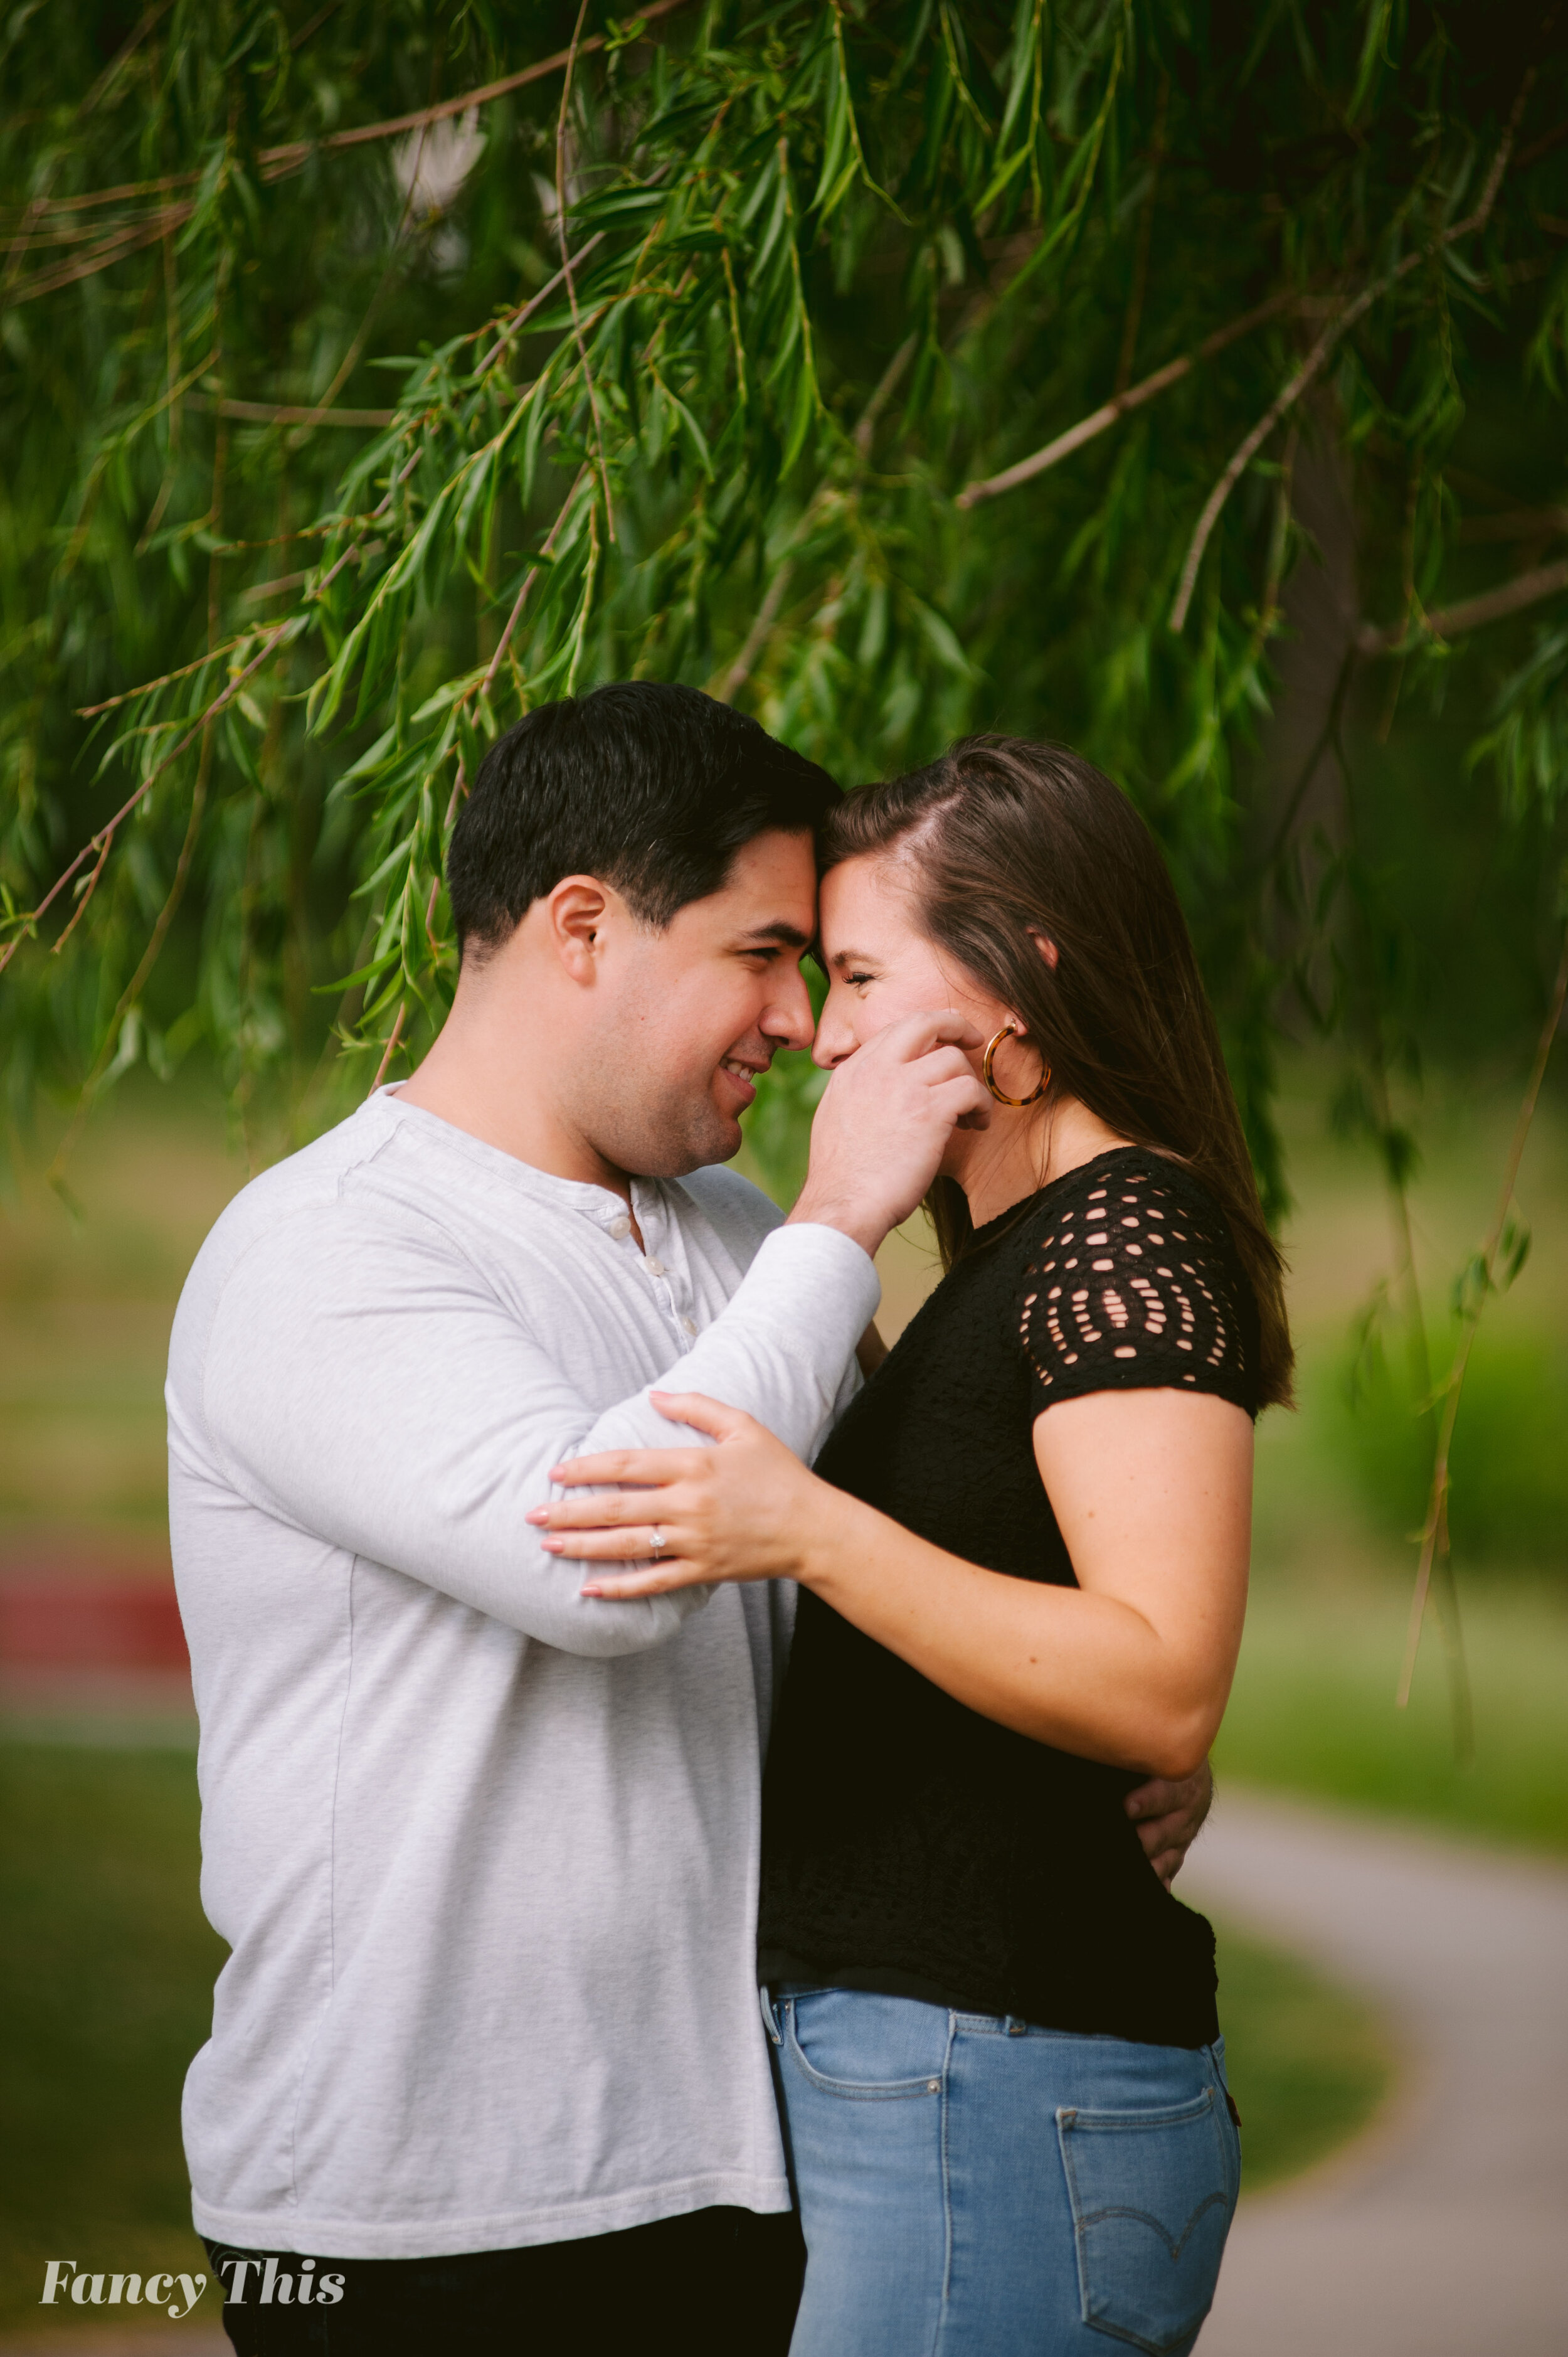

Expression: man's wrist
xmin=786 ymin=1186 xmax=886 ymax=1260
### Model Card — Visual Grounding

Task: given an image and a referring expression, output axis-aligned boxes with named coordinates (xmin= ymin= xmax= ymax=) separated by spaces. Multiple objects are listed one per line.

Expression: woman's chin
xmin=937 ymin=1134 xmax=977 ymax=1185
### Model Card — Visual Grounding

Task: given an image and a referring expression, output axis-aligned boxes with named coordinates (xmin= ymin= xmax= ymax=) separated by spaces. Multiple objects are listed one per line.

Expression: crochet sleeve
xmin=1015 ymin=1159 xmax=1259 ymax=1418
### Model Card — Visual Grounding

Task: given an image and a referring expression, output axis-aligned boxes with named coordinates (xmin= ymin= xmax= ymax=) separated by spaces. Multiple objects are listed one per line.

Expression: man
xmin=168 ymin=682 xmax=995 ymax=2353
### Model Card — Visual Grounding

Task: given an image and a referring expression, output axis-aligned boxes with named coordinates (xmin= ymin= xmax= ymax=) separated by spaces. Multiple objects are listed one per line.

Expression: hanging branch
xmin=1169 ymin=70 xmax=1537 ymax=630
xmin=2 ymin=0 xmax=694 ymax=308
xmin=955 ymin=290 xmax=1300 ymax=508
xmin=194 ymin=396 xmax=396 ymax=428
xmin=1356 ymin=556 xmax=1568 ymax=652
xmin=0 ymin=618 xmax=302 ymax=975
xmin=1113 ymin=74 xmax=1170 ymax=395
xmin=718 ymin=335 xmax=917 ymax=702
xmin=556 ymin=0 xmax=615 ymax=545
xmin=257 ymin=0 xmax=701 ymax=175
xmin=8 ymin=0 xmax=699 ymax=211
xmin=1397 ymin=925 xmax=1568 ymax=1710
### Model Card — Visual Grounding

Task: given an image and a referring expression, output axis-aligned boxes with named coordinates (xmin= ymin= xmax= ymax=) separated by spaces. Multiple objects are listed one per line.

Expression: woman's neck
xmin=953 ymin=1095 xmax=1130 ymax=1232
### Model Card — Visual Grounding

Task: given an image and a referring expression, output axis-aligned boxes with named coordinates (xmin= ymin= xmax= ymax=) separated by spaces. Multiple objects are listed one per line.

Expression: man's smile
xmin=718 ymin=1053 xmax=771 ymax=1106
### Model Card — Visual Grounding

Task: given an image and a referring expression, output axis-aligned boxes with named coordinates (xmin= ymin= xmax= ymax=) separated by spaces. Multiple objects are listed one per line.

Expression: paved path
xmin=1184 ymin=1788 xmax=1568 ymax=2357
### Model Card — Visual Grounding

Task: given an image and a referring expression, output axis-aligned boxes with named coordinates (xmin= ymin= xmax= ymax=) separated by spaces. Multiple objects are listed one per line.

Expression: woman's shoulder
xmin=1011 ymin=1147 xmax=1259 ymax=1415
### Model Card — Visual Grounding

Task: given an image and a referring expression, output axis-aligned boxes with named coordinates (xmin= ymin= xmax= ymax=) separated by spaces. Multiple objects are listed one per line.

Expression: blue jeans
xmin=764 ymin=1987 xmax=1239 ymax=2357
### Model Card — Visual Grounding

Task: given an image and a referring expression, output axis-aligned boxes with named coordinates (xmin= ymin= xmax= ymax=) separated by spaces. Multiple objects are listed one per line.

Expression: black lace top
xmin=758 ymin=1147 xmax=1261 ymax=2048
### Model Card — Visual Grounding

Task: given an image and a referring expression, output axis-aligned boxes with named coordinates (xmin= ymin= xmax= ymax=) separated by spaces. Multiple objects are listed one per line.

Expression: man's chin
xmin=614 ymin=1108 xmax=742 ymax=1181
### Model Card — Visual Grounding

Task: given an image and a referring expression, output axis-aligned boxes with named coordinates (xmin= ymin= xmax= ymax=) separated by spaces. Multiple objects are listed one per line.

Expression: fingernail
xmin=580 ymin=1583 xmax=603 ymax=1597
xmin=525 ymin=1508 xmax=548 ymax=1524
xmin=541 ymin=1538 xmax=562 ymax=1553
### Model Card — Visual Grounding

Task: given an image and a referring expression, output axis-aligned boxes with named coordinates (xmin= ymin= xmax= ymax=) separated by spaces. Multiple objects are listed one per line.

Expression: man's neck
xmin=395 ymin=1029 xmax=633 ymax=1205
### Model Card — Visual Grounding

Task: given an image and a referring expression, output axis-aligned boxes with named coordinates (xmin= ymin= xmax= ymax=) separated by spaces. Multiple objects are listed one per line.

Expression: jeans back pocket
xmin=1056 ymin=2083 xmax=1235 ymax=2355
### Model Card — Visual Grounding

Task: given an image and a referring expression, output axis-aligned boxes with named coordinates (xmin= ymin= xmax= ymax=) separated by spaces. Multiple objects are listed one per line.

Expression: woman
xmin=529 ymin=737 xmax=1293 ymax=2355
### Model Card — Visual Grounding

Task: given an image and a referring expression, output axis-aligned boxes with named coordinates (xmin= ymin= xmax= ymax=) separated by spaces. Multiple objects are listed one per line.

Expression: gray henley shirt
xmin=166 ymin=1090 xmax=878 ymax=2259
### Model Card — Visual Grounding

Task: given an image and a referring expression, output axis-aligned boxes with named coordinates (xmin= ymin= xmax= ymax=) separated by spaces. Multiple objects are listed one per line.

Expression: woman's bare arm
xmin=529 ymin=1386 xmax=1252 ymax=1778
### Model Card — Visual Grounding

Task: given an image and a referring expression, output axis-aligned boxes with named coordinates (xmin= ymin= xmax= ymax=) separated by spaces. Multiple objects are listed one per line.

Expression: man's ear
xmin=546 ymin=875 xmax=615 ymax=985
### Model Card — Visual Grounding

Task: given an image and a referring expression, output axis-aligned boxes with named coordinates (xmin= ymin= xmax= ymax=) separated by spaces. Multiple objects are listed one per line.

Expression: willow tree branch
xmin=370 ymin=1001 xmax=408 ymax=1091
xmin=718 ymin=562 xmax=797 ymax=703
xmin=6 ymin=0 xmax=695 ymax=286
xmin=0 ymin=619 xmax=301 ymax=976
xmin=1170 ymin=72 xmax=1537 ymax=631
xmin=1455 ymin=506 xmax=1568 ymax=541
xmin=6 ymin=211 xmax=186 ymax=302
xmin=1355 ymin=556 xmax=1568 ymax=652
xmin=855 ymin=333 xmax=918 ymax=457
xmin=1397 ymin=925 xmax=1568 ymax=1708
xmin=955 ymin=290 xmax=1300 ymax=509
xmin=257 ymin=0 xmax=701 ymax=176
xmin=1 ymin=171 xmax=197 ymax=216
xmin=410 ymin=466 xmax=593 ymax=961
xmin=719 ymin=338 xmax=918 ymax=704
xmin=194 ymin=396 xmax=395 ymax=427
xmin=50 ymin=713 xmax=215 ymax=1149
xmin=556 ymin=0 xmax=615 ymax=543
xmin=1113 ymin=73 xmax=1170 ymax=395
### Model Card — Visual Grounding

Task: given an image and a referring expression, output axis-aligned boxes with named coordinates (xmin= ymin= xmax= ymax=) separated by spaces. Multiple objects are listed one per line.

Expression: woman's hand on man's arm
xmin=527 ymin=1383 xmax=1252 ymax=1781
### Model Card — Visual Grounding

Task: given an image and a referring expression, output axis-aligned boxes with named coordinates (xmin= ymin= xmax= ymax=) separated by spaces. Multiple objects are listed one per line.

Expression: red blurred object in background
xmin=0 ymin=1575 xmax=189 ymax=1669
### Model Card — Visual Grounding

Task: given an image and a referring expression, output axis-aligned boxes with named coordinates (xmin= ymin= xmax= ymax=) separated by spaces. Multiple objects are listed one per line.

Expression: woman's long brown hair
xmin=822 ymin=736 xmax=1295 ymax=1409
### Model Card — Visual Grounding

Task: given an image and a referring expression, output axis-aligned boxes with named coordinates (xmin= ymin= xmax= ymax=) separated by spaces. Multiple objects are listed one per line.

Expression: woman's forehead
xmin=819 ymin=849 xmax=919 ymax=936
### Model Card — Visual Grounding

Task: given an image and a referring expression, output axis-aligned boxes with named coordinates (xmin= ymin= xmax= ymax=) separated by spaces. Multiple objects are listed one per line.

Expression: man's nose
xmin=763 ymin=966 xmax=817 ymax=1053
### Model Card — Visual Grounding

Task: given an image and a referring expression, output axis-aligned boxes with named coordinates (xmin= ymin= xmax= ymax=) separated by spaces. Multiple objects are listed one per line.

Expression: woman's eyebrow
xmin=827 ymin=944 xmax=874 ymax=967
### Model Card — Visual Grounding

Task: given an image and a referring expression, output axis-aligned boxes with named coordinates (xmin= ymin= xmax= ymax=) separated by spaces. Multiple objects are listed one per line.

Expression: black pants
xmin=204 ymin=2206 xmax=804 ymax=2354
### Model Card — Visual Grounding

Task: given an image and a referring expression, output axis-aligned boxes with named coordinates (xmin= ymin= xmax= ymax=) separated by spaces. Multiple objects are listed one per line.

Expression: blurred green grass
xmin=1219 ymin=1059 xmax=1568 ymax=1851
xmin=1213 ymin=1917 xmax=1392 ymax=2193
xmin=0 ymin=1741 xmax=1387 ymax=2337
xmin=0 ymin=1743 xmax=221 ymax=2336
xmin=0 ymin=1078 xmax=247 ymax=1547
xmin=1216 ymin=1577 xmax=1568 ymax=1850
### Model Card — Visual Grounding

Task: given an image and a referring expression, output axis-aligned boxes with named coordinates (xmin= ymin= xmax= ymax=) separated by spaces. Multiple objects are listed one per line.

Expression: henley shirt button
xmin=681 ymin=1317 xmax=697 ymax=1336
xmin=643 ymin=1256 xmax=667 ymax=1277
xmin=609 ymin=1216 xmax=632 ymax=1239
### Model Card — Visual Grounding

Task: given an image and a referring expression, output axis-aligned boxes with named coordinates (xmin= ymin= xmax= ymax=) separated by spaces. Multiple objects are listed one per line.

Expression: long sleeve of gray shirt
xmin=166 ymin=1092 xmax=879 ymax=2258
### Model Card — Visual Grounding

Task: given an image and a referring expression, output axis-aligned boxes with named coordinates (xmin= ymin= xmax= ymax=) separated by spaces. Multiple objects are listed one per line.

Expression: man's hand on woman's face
xmin=1124 ymin=1761 xmax=1214 ymax=1887
xmin=788 ymin=1008 xmax=988 ymax=1259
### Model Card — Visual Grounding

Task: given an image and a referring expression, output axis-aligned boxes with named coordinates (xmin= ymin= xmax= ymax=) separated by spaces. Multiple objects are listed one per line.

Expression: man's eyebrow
xmin=735 ymin=921 xmax=811 ymax=949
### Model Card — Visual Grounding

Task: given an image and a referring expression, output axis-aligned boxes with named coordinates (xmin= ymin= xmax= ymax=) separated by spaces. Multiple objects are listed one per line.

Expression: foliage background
xmin=8 ymin=13 xmax=1568 ymax=2322
xmin=4 ymin=0 xmax=1568 ymax=1668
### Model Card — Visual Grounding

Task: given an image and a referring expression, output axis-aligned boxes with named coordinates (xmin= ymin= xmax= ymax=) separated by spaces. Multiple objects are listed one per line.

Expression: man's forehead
xmin=714 ymin=827 xmax=818 ymax=925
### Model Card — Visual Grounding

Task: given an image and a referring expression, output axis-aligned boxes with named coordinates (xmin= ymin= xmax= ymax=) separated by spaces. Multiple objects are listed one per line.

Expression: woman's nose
xmin=812 ymin=999 xmax=860 ymax=1070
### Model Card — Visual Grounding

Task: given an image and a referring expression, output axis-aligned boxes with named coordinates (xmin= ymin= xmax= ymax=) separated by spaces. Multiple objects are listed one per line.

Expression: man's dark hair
xmin=446 ymin=682 xmax=839 ymax=954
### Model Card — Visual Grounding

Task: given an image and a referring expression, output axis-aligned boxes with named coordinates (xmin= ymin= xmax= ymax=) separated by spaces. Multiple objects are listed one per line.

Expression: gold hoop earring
xmin=982 ymin=1023 xmax=1051 ymax=1107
